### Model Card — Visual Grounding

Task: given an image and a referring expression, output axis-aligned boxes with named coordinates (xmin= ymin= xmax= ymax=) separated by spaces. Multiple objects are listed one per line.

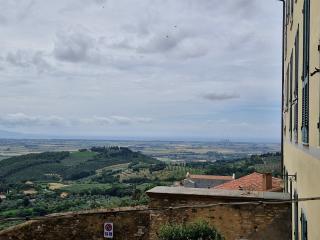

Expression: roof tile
xmin=213 ymin=172 xmax=282 ymax=192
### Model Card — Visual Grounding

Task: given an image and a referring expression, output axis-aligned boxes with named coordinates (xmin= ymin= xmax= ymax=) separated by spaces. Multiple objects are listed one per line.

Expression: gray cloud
xmin=0 ymin=113 xmax=68 ymax=127
xmin=0 ymin=0 xmax=36 ymax=24
xmin=79 ymin=116 xmax=152 ymax=126
xmin=0 ymin=15 xmax=7 ymax=25
xmin=0 ymin=113 xmax=152 ymax=129
xmin=53 ymin=28 xmax=100 ymax=63
xmin=6 ymin=50 xmax=51 ymax=73
xmin=6 ymin=50 xmax=31 ymax=68
xmin=137 ymin=30 xmax=187 ymax=53
xmin=202 ymin=93 xmax=240 ymax=101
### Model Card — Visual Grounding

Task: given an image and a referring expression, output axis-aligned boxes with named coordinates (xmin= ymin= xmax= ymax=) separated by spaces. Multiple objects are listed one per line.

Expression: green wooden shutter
xmin=300 ymin=212 xmax=308 ymax=240
xmin=302 ymin=0 xmax=310 ymax=144
xmin=294 ymin=28 xmax=299 ymax=143
xmin=294 ymin=192 xmax=299 ymax=240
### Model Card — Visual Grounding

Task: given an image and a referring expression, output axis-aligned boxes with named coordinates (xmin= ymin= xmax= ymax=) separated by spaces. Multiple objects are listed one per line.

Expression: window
xmin=300 ymin=211 xmax=308 ymax=240
xmin=302 ymin=0 xmax=310 ymax=144
xmin=293 ymin=191 xmax=299 ymax=240
xmin=286 ymin=0 xmax=290 ymax=25
xmin=284 ymin=169 xmax=289 ymax=193
xmin=294 ymin=28 xmax=299 ymax=143
xmin=287 ymin=0 xmax=291 ymax=24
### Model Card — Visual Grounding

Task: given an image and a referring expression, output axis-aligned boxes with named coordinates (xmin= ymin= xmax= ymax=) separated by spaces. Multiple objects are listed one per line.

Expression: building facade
xmin=282 ymin=0 xmax=320 ymax=239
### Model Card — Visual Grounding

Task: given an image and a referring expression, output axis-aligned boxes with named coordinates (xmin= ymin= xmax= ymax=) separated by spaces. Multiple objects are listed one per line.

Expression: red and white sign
xmin=104 ymin=222 xmax=113 ymax=238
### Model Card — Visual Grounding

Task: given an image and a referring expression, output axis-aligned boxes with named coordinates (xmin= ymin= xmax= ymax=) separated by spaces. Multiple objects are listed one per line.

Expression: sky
xmin=0 ymin=0 xmax=283 ymax=141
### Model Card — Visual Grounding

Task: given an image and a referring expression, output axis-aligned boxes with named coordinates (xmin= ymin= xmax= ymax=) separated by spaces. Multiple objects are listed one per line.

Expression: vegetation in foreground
xmin=158 ymin=220 xmax=224 ymax=240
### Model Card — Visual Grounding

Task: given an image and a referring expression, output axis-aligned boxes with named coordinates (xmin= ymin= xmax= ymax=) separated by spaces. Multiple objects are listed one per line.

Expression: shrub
xmin=158 ymin=220 xmax=224 ymax=240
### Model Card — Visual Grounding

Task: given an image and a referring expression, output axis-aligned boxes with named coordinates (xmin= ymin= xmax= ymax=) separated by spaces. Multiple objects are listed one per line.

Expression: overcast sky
xmin=0 ymin=0 xmax=282 ymax=141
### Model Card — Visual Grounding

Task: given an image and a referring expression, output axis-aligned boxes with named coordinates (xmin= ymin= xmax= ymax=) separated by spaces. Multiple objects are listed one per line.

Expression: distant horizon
xmin=0 ymin=129 xmax=281 ymax=144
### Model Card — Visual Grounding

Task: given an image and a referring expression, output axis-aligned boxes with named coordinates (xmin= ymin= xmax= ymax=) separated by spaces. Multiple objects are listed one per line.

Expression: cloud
xmin=0 ymin=113 xmax=68 ymax=127
xmin=0 ymin=113 xmax=152 ymax=129
xmin=135 ymin=28 xmax=208 ymax=59
xmin=53 ymin=28 xmax=100 ymax=63
xmin=0 ymin=0 xmax=36 ymax=25
xmin=0 ymin=15 xmax=7 ymax=25
xmin=137 ymin=31 xmax=185 ymax=53
xmin=202 ymin=93 xmax=240 ymax=101
xmin=80 ymin=116 xmax=153 ymax=126
xmin=6 ymin=50 xmax=31 ymax=68
xmin=6 ymin=50 xmax=51 ymax=73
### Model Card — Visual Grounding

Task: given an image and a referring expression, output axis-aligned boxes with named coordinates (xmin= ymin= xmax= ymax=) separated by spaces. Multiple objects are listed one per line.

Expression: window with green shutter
xmin=302 ymin=0 xmax=310 ymax=144
xmin=294 ymin=28 xmax=299 ymax=143
xmin=300 ymin=211 xmax=308 ymax=240
xmin=294 ymin=191 xmax=299 ymax=240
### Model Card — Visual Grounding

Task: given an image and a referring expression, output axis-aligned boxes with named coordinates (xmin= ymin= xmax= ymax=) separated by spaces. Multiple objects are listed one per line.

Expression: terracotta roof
xmin=189 ymin=174 xmax=234 ymax=181
xmin=213 ymin=172 xmax=282 ymax=192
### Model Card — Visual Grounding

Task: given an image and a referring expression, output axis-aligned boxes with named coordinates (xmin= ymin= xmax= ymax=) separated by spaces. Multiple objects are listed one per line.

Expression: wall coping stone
xmin=147 ymin=186 xmax=290 ymax=201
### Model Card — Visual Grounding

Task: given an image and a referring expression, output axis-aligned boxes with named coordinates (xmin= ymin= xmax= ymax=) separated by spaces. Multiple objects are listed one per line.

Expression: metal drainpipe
xmin=279 ymin=0 xmax=285 ymax=178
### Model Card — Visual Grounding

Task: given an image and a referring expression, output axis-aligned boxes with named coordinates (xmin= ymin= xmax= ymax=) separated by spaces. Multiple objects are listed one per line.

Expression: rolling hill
xmin=0 ymin=146 xmax=160 ymax=182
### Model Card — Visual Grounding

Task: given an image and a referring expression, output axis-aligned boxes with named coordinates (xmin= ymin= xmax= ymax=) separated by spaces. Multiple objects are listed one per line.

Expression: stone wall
xmin=0 ymin=189 xmax=291 ymax=240
xmin=149 ymin=203 xmax=291 ymax=240
xmin=0 ymin=206 xmax=151 ymax=240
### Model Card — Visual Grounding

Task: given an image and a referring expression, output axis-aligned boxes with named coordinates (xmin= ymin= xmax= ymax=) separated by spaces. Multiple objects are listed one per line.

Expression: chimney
xmin=262 ymin=173 xmax=272 ymax=191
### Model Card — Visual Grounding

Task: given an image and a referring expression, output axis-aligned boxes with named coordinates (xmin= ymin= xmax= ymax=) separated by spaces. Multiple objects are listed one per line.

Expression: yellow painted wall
xmin=283 ymin=0 xmax=320 ymax=239
xmin=284 ymin=142 xmax=320 ymax=240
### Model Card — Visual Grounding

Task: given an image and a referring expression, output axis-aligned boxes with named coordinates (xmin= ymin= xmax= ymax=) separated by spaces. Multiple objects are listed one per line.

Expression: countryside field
xmin=0 ymin=140 xmax=280 ymax=231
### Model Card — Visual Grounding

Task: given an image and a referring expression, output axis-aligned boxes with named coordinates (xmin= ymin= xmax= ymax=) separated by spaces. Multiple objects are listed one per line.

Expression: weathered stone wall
xmin=148 ymin=190 xmax=291 ymax=240
xmin=149 ymin=203 xmax=291 ymax=240
xmin=0 ymin=202 xmax=291 ymax=240
xmin=0 ymin=187 xmax=292 ymax=240
xmin=0 ymin=206 xmax=151 ymax=240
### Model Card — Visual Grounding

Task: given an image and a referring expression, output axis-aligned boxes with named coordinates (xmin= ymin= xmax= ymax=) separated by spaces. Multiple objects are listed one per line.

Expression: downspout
xmin=279 ymin=0 xmax=285 ymax=177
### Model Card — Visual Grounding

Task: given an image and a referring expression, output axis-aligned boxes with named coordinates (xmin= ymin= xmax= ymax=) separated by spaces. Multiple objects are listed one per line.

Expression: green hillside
xmin=0 ymin=146 xmax=159 ymax=182
xmin=0 ymin=148 xmax=280 ymax=231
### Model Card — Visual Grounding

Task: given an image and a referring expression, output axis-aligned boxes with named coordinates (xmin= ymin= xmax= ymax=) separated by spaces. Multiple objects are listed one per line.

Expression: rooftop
xmin=213 ymin=172 xmax=282 ymax=192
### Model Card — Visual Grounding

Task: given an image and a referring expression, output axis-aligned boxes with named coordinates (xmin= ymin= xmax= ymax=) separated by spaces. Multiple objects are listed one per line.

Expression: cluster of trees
xmin=92 ymin=170 xmax=120 ymax=184
xmin=260 ymin=152 xmax=281 ymax=157
xmin=188 ymin=153 xmax=281 ymax=178
xmin=67 ymin=171 xmax=95 ymax=180
xmin=206 ymin=160 xmax=255 ymax=178
xmin=149 ymin=162 xmax=166 ymax=173
xmin=0 ymin=152 xmax=70 ymax=181
xmin=0 ymin=183 xmax=150 ymax=220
